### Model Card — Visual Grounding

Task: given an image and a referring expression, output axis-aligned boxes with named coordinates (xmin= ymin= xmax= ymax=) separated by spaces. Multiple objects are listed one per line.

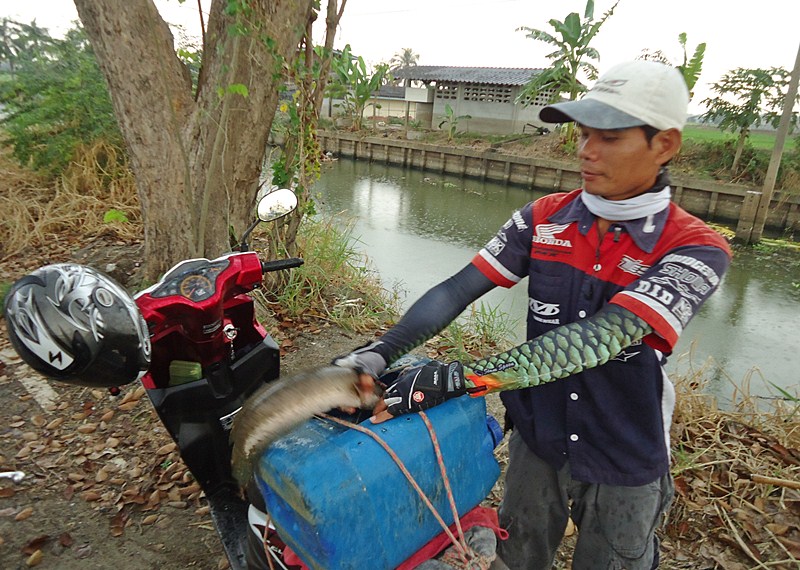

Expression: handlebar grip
xmin=261 ymin=258 xmax=305 ymax=273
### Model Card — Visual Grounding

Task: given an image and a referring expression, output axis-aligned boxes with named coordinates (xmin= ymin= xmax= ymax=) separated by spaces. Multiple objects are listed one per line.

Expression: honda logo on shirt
xmin=532 ymin=223 xmax=572 ymax=248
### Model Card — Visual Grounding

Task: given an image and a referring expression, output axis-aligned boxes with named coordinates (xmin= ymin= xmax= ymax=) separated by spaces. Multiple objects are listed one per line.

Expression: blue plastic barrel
xmin=254 ymin=396 xmax=500 ymax=570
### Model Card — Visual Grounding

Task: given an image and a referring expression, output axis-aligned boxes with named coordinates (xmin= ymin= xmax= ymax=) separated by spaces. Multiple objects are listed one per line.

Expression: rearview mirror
xmin=256 ymin=188 xmax=298 ymax=222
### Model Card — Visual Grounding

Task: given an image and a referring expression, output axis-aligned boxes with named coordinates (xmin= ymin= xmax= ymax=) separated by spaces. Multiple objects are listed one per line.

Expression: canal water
xmin=313 ymin=158 xmax=800 ymax=406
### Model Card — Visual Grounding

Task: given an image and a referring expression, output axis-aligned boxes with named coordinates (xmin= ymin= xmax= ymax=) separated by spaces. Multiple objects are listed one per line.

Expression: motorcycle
xmin=4 ymin=188 xmax=303 ymax=569
xmin=133 ymin=188 xmax=303 ymax=569
xmin=4 ymin=187 xmax=504 ymax=570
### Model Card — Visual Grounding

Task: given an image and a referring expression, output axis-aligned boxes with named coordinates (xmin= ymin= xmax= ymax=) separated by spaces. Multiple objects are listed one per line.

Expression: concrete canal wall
xmin=318 ymin=131 xmax=800 ymax=237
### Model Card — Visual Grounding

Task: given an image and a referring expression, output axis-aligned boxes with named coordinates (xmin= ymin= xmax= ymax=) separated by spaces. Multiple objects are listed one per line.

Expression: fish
xmin=230 ymin=366 xmax=383 ymax=485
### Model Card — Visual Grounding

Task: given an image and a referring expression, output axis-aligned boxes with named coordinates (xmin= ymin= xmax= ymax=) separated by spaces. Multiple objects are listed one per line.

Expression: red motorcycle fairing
xmin=135 ymin=252 xmax=268 ymax=390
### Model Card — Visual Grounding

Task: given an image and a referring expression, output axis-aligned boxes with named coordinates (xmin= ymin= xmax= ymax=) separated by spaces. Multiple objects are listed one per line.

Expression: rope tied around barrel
xmin=318 ymin=411 xmax=494 ymax=569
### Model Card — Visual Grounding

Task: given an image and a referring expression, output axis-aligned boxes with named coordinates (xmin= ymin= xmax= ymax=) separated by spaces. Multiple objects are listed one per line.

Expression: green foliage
xmin=676 ymin=32 xmax=706 ymax=95
xmin=701 ymin=67 xmax=799 ymax=138
xmin=516 ymin=0 xmax=620 ymax=105
xmin=103 ymin=209 xmax=129 ymax=224
xmin=389 ymin=48 xmax=419 ymax=73
xmin=640 ymin=33 xmax=706 ymax=98
xmin=700 ymin=67 xmax=798 ymax=173
xmin=329 ymin=44 xmax=390 ymax=131
xmin=0 ymin=25 xmax=123 ymax=178
xmin=676 ymin=136 xmax=800 ymax=190
xmin=256 ymin=215 xmax=399 ymax=332
xmin=683 ymin=124 xmax=777 ymax=149
xmin=434 ymin=303 xmax=517 ymax=363
xmin=437 ymin=103 xmax=471 ymax=141
xmin=516 ymin=0 xmax=620 ymax=146
xmin=174 ymin=30 xmax=202 ymax=95
xmin=0 ymin=18 xmax=52 ymax=72
xmin=217 ymin=83 xmax=250 ymax=99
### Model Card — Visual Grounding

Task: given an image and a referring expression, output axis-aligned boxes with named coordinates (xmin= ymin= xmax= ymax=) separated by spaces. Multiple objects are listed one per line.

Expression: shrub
xmin=0 ymin=25 xmax=124 ymax=178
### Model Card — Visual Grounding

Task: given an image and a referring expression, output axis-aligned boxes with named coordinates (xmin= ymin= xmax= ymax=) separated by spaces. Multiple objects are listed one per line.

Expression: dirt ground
xmin=0 ymin=320 xmax=384 ymax=570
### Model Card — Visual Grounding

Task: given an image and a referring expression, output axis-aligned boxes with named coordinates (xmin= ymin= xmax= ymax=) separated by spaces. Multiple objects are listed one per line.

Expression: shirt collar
xmin=550 ymin=192 xmax=669 ymax=253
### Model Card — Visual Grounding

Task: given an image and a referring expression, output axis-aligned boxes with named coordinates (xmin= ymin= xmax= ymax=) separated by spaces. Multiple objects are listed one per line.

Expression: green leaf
xmin=226 ymin=83 xmax=250 ymax=97
xmin=103 ymin=209 xmax=129 ymax=224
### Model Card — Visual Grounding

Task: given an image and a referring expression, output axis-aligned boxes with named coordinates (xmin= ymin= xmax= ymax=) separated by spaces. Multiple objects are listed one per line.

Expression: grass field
xmin=683 ymin=124 xmax=779 ymax=150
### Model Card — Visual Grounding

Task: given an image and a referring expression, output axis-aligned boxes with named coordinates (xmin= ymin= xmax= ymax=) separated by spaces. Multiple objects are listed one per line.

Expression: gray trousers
xmin=494 ymin=431 xmax=674 ymax=570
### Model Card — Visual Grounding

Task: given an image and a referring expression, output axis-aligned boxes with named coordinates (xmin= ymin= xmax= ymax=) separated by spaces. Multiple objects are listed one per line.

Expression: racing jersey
xmin=472 ymin=188 xmax=732 ymax=486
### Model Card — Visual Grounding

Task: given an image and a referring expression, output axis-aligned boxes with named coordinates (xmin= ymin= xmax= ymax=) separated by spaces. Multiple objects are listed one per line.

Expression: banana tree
xmin=516 ymin=0 xmax=620 ymax=144
xmin=640 ymin=33 xmax=706 ymax=99
xmin=676 ymin=32 xmax=706 ymax=98
xmin=330 ymin=44 xmax=390 ymax=131
xmin=438 ymin=103 xmax=471 ymax=141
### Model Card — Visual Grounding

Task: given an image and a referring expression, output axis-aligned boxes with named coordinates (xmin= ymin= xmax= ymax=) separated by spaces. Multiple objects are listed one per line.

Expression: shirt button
xmin=578 ymin=310 xmax=587 ymax=318
xmin=570 ymin=392 xmax=579 ymax=401
xmin=593 ymin=264 xmax=602 ymax=272
xmin=570 ymin=434 xmax=579 ymax=442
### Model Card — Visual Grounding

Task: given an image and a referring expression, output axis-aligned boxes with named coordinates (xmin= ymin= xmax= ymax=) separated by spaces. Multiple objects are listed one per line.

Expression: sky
xmin=4 ymin=0 xmax=800 ymax=114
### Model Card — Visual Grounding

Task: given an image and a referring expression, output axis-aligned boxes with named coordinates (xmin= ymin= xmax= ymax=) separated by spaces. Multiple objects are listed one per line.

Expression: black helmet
xmin=3 ymin=264 xmax=151 ymax=388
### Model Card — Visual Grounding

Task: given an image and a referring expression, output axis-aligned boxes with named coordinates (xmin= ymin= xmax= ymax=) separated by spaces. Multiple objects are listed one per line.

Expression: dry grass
xmin=0 ymin=141 xmax=140 ymax=261
xmin=665 ymin=359 xmax=800 ymax=567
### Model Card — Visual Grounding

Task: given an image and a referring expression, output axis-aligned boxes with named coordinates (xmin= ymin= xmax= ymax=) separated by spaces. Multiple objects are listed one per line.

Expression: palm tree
xmin=516 ymin=0 xmax=620 ymax=144
xmin=390 ymin=48 xmax=419 ymax=74
xmin=390 ymin=48 xmax=420 ymax=129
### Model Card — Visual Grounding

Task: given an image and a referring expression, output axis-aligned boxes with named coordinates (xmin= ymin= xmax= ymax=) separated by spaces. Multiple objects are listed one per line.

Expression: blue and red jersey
xmin=472 ymin=189 xmax=731 ymax=485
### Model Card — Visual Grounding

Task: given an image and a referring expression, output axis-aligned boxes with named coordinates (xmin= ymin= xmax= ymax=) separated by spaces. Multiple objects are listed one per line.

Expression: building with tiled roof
xmin=364 ymin=65 xmax=558 ymax=135
xmin=391 ymin=66 xmax=544 ymax=86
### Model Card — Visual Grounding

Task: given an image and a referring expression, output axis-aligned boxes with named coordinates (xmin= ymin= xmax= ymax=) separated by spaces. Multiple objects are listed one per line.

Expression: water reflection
xmin=314 ymin=158 xmax=800 ymax=406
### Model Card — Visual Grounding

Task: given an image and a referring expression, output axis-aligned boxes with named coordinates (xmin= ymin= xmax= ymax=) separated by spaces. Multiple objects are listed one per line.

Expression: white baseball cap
xmin=539 ymin=60 xmax=690 ymax=131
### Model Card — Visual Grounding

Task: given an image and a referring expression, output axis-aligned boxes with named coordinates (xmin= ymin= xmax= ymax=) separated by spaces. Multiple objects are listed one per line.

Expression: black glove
xmin=383 ymin=360 xmax=466 ymax=417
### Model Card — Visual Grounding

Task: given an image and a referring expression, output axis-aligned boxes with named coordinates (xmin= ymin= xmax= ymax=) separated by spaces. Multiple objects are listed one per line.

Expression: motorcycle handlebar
xmin=261 ymin=258 xmax=305 ymax=274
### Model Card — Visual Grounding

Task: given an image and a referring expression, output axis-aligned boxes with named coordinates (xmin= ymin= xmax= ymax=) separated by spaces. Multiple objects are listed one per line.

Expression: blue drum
xmin=254 ymin=395 xmax=501 ymax=570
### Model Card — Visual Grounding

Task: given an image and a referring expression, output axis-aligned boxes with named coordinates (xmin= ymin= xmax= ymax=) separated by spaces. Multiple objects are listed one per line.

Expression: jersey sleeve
xmin=610 ymin=243 xmax=731 ymax=352
xmin=471 ymin=202 xmax=533 ymax=287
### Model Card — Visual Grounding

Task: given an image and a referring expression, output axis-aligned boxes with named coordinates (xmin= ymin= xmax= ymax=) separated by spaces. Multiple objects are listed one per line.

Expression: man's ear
xmin=653 ymin=129 xmax=682 ymax=165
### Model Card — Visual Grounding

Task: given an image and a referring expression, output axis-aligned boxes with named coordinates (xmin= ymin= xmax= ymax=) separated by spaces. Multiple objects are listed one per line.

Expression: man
xmin=336 ymin=60 xmax=732 ymax=569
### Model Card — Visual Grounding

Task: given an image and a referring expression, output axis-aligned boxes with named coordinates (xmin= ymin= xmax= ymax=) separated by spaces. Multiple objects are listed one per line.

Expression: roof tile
xmin=391 ymin=65 xmax=544 ymax=86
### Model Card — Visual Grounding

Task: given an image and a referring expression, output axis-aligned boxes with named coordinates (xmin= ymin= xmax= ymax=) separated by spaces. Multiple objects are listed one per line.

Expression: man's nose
xmin=578 ymin=135 xmax=595 ymax=160
xmin=578 ymin=137 xmax=593 ymax=160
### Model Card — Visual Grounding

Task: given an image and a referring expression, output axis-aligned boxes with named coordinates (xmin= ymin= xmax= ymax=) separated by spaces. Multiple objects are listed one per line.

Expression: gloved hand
xmin=381 ymin=360 xmax=466 ymax=417
xmin=332 ymin=341 xmax=388 ymax=379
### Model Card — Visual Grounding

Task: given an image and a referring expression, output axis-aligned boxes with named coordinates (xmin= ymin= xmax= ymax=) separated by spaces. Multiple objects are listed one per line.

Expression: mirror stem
xmin=239 ymin=219 xmax=260 ymax=252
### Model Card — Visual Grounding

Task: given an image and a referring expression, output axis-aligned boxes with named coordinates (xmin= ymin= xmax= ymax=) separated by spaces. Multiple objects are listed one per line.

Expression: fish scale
xmin=465 ymin=305 xmax=651 ymax=393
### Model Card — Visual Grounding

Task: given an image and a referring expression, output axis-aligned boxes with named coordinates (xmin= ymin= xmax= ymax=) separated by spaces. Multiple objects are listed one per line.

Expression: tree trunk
xmin=732 ymin=129 xmax=748 ymax=174
xmin=73 ymin=0 xmax=313 ymax=281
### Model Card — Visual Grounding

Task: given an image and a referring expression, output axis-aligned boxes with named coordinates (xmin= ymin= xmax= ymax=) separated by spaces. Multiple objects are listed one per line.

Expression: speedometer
xmin=179 ymin=274 xmax=213 ymax=302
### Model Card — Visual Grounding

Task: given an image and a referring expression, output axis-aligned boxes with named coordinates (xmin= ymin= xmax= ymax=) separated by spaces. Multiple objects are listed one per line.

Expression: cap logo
xmin=596 ymin=78 xmax=628 ymax=88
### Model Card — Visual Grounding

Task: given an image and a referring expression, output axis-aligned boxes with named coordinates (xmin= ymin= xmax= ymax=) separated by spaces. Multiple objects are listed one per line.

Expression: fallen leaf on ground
xmin=15 ymin=507 xmax=34 ymax=521
xmin=25 ymin=549 xmax=43 ymax=567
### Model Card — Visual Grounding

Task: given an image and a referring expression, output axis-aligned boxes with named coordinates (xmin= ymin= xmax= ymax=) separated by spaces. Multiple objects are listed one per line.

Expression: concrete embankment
xmin=318 ymin=130 xmax=800 ymax=238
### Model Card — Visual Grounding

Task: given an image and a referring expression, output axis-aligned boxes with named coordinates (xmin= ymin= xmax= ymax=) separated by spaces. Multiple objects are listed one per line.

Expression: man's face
xmin=577 ymin=125 xmax=680 ymax=201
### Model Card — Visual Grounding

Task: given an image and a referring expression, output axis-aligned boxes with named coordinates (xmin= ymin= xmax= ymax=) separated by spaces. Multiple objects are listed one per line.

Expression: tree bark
xmin=732 ymin=129 xmax=748 ymax=175
xmin=73 ymin=0 xmax=314 ymax=280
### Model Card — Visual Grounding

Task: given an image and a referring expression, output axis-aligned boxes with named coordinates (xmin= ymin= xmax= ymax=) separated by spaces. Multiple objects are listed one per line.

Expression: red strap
xmin=281 ymin=506 xmax=506 ymax=570
xmin=397 ymin=506 xmax=507 ymax=569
